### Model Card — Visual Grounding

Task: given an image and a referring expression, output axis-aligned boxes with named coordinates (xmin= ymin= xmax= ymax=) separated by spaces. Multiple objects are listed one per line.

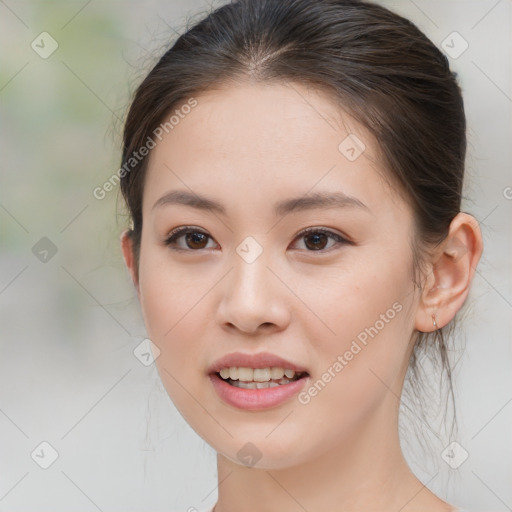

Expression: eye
xmin=164 ymin=226 xmax=218 ymax=251
xmin=291 ymin=227 xmax=350 ymax=252
xmin=163 ymin=226 xmax=350 ymax=253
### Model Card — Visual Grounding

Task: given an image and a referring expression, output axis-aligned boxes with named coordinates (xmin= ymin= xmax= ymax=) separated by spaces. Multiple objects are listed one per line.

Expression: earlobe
xmin=414 ymin=212 xmax=483 ymax=333
xmin=120 ymin=229 xmax=140 ymax=296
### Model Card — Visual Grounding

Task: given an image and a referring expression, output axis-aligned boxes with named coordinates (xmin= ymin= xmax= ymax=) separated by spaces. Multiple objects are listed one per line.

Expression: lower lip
xmin=209 ymin=373 xmax=309 ymax=411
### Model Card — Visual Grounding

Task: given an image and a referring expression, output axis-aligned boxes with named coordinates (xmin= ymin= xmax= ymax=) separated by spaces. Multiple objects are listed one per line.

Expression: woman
xmin=119 ymin=0 xmax=483 ymax=510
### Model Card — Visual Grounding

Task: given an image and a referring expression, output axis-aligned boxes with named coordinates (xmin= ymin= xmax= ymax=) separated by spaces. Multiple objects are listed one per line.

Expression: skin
xmin=121 ymin=81 xmax=483 ymax=512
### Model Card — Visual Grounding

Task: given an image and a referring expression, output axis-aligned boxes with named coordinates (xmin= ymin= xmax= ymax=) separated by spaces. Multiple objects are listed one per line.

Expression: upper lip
xmin=207 ymin=351 xmax=309 ymax=375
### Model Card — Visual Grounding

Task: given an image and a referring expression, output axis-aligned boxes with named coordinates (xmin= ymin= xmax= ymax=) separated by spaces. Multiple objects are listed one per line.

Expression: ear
xmin=120 ymin=229 xmax=140 ymax=297
xmin=415 ymin=212 xmax=483 ymax=332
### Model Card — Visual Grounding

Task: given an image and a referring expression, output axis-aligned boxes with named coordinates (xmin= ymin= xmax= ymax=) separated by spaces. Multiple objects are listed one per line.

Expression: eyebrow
xmin=151 ymin=189 xmax=371 ymax=216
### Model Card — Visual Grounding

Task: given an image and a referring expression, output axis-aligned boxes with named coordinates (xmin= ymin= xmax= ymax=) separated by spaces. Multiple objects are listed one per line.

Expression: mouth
xmin=209 ymin=367 xmax=310 ymax=410
xmin=207 ymin=352 xmax=310 ymax=410
xmin=215 ymin=366 xmax=309 ymax=389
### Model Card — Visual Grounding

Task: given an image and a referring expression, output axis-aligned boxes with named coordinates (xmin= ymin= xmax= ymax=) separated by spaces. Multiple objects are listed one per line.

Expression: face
xmin=127 ymin=81 xmax=423 ymax=469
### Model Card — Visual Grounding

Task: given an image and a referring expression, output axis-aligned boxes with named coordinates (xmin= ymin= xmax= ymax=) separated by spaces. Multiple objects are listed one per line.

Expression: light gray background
xmin=0 ymin=1 xmax=510 ymax=511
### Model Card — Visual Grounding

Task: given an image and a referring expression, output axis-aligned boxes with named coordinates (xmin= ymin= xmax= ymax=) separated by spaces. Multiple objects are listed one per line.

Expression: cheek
xmin=300 ymin=253 xmax=414 ymax=397
xmin=299 ymin=253 xmax=412 ymax=343
xmin=137 ymin=249 xmax=204 ymax=360
xmin=138 ymin=243 xmax=196 ymax=330
xmin=138 ymin=254 xmax=211 ymax=421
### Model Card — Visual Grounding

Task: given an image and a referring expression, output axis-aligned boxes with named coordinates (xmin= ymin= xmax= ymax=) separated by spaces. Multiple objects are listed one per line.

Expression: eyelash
xmin=163 ymin=226 xmax=351 ymax=253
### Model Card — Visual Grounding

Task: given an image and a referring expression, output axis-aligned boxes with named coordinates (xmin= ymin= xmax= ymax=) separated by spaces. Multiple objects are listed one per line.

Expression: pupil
xmin=187 ymin=232 xmax=207 ymax=249
xmin=305 ymin=233 xmax=326 ymax=250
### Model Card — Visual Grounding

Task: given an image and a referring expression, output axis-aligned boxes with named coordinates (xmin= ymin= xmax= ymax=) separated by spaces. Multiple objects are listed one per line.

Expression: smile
xmin=210 ymin=368 xmax=309 ymax=410
xmin=218 ymin=366 xmax=307 ymax=389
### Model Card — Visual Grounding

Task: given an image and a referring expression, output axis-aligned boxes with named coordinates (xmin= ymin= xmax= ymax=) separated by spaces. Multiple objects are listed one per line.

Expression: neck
xmin=213 ymin=395 xmax=454 ymax=512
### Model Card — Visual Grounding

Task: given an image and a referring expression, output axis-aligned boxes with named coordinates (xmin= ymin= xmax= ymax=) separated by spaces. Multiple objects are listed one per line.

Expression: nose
xmin=215 ymin=246 xmax=291 ymax=335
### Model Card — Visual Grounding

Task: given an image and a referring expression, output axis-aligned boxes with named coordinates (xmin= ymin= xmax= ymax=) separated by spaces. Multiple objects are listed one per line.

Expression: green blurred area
xmin=0 ymin=1 xmax=187 ymax=260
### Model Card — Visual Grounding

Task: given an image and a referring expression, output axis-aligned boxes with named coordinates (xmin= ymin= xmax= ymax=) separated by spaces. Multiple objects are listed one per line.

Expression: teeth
xmin=233 ymin=380 xmax=287 ymax=389
xmin=253 ymin=368 xmax=271 ymax=381
xmin=238 ymin=367 xmax=254 ymax=382
xmin=238 ymin=381 xmax=257 ymax=389
xmin=255 ymin=381 xmax=272 ymax=389
xmin=217 ymin=366 xmax=306 ymax=385
xmin=271 ymin=367 xmax=285 ymax=379
xmin=218 ymin=366 xmax=301 ymax=382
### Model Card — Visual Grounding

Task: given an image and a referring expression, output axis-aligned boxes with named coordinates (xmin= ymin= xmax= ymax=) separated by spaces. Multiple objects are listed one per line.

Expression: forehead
xmin=160 ymin=81 xmax=366 ymax=160
xmin=143 ymin=81 xmax=405 ymax=220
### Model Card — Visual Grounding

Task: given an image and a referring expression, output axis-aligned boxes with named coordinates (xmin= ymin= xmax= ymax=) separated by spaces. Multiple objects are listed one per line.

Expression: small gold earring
xmin=432 ymin=313 xmax=438 ymax=329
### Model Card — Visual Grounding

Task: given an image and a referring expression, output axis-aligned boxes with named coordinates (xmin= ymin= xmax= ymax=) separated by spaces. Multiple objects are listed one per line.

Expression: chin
xmin=214 ymin=434 xmax=311 ymax=470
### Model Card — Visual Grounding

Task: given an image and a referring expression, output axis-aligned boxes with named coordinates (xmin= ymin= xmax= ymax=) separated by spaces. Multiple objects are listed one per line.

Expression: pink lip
xmin=207 ymin=351 xmax=310 ymax=411
xmin=209 ymin=373 xmax=309 ymax=410
xmin=207 ymin=351 xmax=308 ymax=375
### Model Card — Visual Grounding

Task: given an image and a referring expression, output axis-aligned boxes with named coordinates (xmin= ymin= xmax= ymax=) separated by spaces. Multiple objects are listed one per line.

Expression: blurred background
xmin=0 ymin=1 xmax=510 ymax=511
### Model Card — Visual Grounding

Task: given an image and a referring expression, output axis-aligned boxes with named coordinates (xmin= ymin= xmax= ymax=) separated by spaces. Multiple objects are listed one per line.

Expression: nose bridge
xmin=229 ymin=236 xmax=273 ymax=310
xmin=232 ymin=238 xmax=270 ymax=298
xmin=216 ymin=236 xmax=289 ymax=333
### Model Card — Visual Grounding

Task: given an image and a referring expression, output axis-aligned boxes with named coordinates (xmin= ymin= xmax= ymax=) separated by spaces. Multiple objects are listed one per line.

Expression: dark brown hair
xmin=120 ymin=0 xmax=466 ymax=447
